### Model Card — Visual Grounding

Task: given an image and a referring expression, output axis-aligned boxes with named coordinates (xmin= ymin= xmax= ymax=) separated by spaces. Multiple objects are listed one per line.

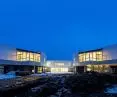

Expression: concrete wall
xmin=40 ymin=52 xmax=46 ymax=66
xmin=73 ymin=53 xmax=80 ymax=66
xmin=0 ymin=45 xmax=16 ymax=61
xmin=103 ymin=44 xmax=117 ymax=60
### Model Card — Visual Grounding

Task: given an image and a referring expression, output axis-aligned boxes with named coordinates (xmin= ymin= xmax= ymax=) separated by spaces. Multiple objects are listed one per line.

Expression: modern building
xmin=74 ymin=44 xmax=117 ymax=73
xmin=0 ymin=45 xmax=46 ymax=74
xmin=45 ymin=60 xmax=73 ymax=73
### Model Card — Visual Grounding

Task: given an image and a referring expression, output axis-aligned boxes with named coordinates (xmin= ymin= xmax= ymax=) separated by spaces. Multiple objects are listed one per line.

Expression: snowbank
xmin=0 ymin=74 xmax=16 ymax=79
xmin=0 ymin=71 xmax=16 ymax=79
xmin=105 ymin=85 xmax=117 ymax=94
xmin=31 ymin=73 xmax=52 ymax=77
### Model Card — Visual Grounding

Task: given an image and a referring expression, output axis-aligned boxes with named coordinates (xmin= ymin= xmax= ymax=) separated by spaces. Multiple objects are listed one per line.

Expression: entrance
xmin=50 ymin=68 xmax=68 ymax=73
xmin=110 ymin=66 xmax=117 ymax=73
xmin=75 ymin=66 xmax=85 ymax=73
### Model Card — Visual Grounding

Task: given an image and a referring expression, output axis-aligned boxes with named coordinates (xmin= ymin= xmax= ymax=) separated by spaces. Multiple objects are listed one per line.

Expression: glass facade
xmin=16 ymin=50 xmax=40 ymax=62
xmin=86 ymin=65 xmax=109 ymax=72
xmin=51 ymin=68 xmax=68 ymax=73
xmin=79 ymin=51 xmax=103 ymax=62
xmin=38 ymin=67 xmax=43 ymax=73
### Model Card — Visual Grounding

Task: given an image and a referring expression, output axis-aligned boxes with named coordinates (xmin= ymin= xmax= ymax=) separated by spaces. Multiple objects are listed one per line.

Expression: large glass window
xmin=92 ymin=52 xmax=96 ymax=61
xmin=17 ymin=51 xmax=22 ymax=61
xmin=30 ymin=53 xmax=34 ymax=61
xmin=27 ymin=53 xmax=30 ymax=60
xmin=51 ymin=68 xmax=68 ymax=73
xmin=87 ymin=65 xmax=109 ymax=72
xmin=93 ymin=65 xmax=99 ymax=72
xmin=89 ymin=52 xmax=93 ymax=61
xmin=36 ymin=54 xmax=40 ymax=62
xmin=79 ymin=54 xmax=83 ymax=62
xmin=79 ymin=50 xmax=103 ymax=62
xmin=103 ymin=65 xmax=109 ymax=72
xmin=83 ymin=53 xmax=85 ymax=62
xmin=86 ymin=53 xmax=89 ymax=61
xmin=87 ymin=65 xmax=92 ymax=71
xmin=38 ymin=67 xmax=43 ymax=73
xmin=96 ymin=52 xmax=102 ymax=61
xmin=16 ymin=51 xmax=40 ymax=62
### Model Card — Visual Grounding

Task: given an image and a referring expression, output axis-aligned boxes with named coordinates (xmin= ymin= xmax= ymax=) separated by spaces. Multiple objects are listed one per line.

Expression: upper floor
xmin=0 ymin=45 xmax=46 ymax=64
xmin=76 ymin=44 xmax=117 ymax=63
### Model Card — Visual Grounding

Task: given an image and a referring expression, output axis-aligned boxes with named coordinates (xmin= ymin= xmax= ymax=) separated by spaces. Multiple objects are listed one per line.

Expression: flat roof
xmin=16 ymin=48 xmax=41 ymax=54
xmin=78 ymin=48 xmax=103 ymax=54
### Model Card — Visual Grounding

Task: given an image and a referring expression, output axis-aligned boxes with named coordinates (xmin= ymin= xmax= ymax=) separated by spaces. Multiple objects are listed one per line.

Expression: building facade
xmin=74 ymin=44 xmax=117 ymax=73
xmin=45 ymin=60 xmax=73 ymax=73
xmin=0 ymin=45 xmax=46 ymax=74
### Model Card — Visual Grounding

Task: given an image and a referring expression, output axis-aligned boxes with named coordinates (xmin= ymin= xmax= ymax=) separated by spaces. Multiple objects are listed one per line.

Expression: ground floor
xmin=0 ymin=65 xmax=47 ymax=74
xmin=0 ymin=65 xmax=73 ymax=74
xmin=46 ymin=60 xmax=73 ymax=73
xmin=75 ymin=64 xmax=117 ymax=73
xmin=48 ymin=67 xmax=73 ymax=73
xmin=42 ymin=67 xmax=73 ymax=73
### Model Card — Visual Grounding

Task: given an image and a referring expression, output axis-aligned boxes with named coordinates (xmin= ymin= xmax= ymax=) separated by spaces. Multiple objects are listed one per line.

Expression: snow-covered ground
xmin=0 ymin=72 xmax=16 ymax=80
xmin=105 ymin=85 xmax=117 ymax=94
xmin=0 ymin=74 xmax=16 ymax=79
xmin=31 ymin=72 xmax=73 ymax=77
xmin=31 ymin=73 xmax=52 ymax=77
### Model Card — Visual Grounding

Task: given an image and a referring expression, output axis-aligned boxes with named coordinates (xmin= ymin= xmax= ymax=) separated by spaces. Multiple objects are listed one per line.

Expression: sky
xmin=0 ymin=0 xmax=117 ymax=60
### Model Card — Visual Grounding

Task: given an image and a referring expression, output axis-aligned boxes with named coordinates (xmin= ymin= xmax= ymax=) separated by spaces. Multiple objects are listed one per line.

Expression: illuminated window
xmin=30 ymin=53 xmax=34 ymax=61
xmin=22 ymin=52 xmax=26 ymax=59
xmin=17 ymin=55 xmax=21 ymax=61
xmin=93 ymin=52 xmax=96 ymax=59
xmin=89 ymin=52 xmax=93 ymax=61
xmin=87 ymin=65 xmax=109 ymax=72
xmin=82 ymin=53 xmax=85 ymax=62
xmin=16 ymin=50 xmax=40 ymax=62
xmin=17 ymin=51 xmax=21 ymax=55
xmin=97 ymin=55 xmax=102 ymax=61
xmin=51 ymin=68 xmax=68 ymax=73
xmin=87 ymin=65 xmax=92 ymax=71
xmin=27 ymin=53 xmax=30 ymax=60
xmin=33 ymin=53 xmax=36 ymax=61
xmin=96 ymin=51 xmax=103 ymax=61
xmin=97 ymin=52 xmax=102 ymax=55
xmin=35 ymin=54 xmax=40 ymax=62
xmin=86 ymin=53 xmax=89 ymax=61
xmin=94 ymin=65 xmax=99 ymax=72
xmin=22 ymin=58 xmax=27 ymax=61
xmin=79 ymin=51 xmax=103 ymax=62
xmin=17 ymin=51 xmax=22 ymax=61
xmin=103 ymin=65 xmax=109 ymax=72
xmin=98 ymin=65 xmax=104 ymax=72
xmin=79 ymin=54 xmax=83 ymax=62
xmin=38 ymin=67 xmax=42 ymax=73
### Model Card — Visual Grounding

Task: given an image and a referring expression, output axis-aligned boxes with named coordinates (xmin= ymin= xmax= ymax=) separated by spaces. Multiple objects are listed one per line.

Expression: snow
xmin=0 ymin=74 xmax=16 ymax=79
xmin=0 ymin=71 xmax=16 ymax=80
xmin=31 ymin=73 xmax=52 ymax=77
xmin=105 ymin=85 xmax=117 ymax=94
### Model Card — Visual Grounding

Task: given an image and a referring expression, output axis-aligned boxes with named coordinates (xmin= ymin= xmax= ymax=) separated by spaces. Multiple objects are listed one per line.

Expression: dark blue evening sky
xmin=0 ymin=0 xmax=117 ymax=60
